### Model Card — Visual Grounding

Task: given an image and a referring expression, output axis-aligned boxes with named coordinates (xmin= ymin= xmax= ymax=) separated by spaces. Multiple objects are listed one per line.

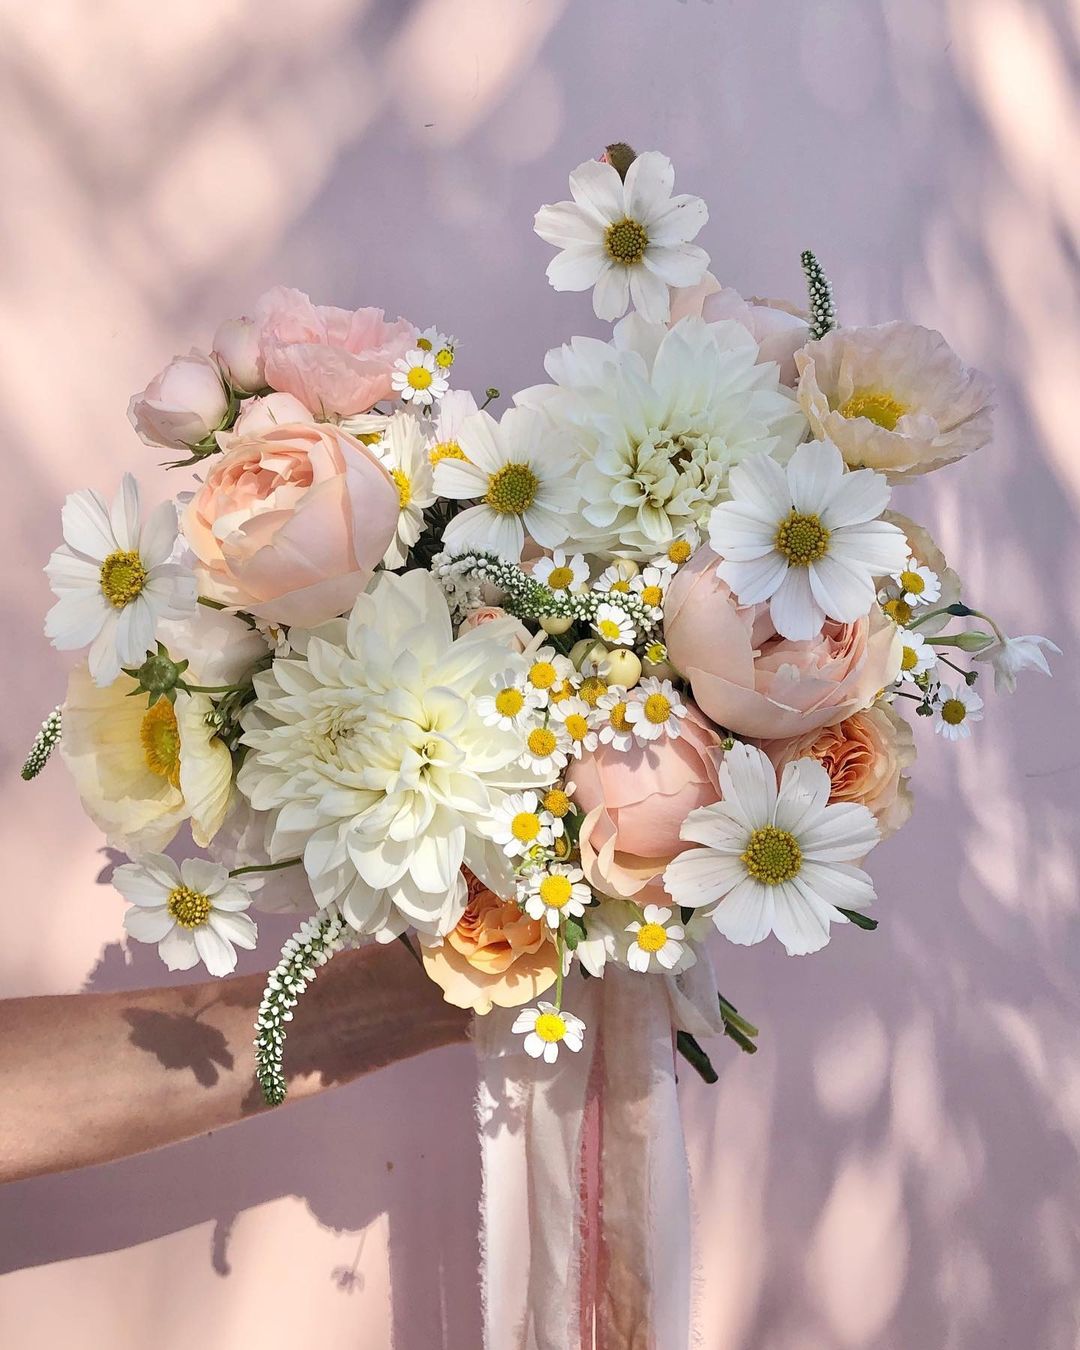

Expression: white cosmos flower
xmin=372 ymin=412 xmax=437 ymax=569
xmin=391 ymin=349 xmax=448 ymax=407
xmin=663 ymin=742 xmax=881 ymax=957
xmin=898 ymin=630 xmax=937 ymax=682
xmin=489 ymin=789 xmax=562 ymax=859
xmin=534 ymin=151 xmax=709 ymax=324
xmin=45 ymin=474 xmax=197 ymax=687
xmin=626 ymin=903 xmax=692 ymax=973
xmin=533 ymin=549 xmax=590 ymax=594
xmin=236 ymin=570 xmax=549 ymax=941
xmin=593 ymin=602 xmax=636 ymax=647
xmin=889 ymin=556 xmax=941 ymax=607
xmin=115 ymin=853 xmax=257 ymax=977
xmin=932 ymin=682 xmax=984 ymax=740
xmin=623 ymin=677 xmax=686 ymax=743
xmin=972 ymin=633 xmax=1061 ymax=694
xmin=427 ymin=388 xmax=479 ymax=467
xmin=709 ymin=439 xmax=909 ymax=642
xmin=523 ymin=864 xmax=591 ymax=929
xmin=517 ymin=315 xmax=806 ymax=558
xmin=512 ymin=1001 xmax=586 ymax=1063
xmin=435 ymin=406 xmax=577 ymax=562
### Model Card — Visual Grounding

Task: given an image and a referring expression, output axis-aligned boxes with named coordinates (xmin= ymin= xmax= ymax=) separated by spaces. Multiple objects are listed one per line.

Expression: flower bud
xmin=128 ymin=350 xmax=230 ymax=450
xmin=541 ymin=615 xmax=574 ymax=636
xmin=599 ymin=648 xmax=642 ymax=688
xmin=569 ymin=638 xmax=608 ymax=669
xmin=213 ymin=317 xmax=266 ymax=393
xmin=603 ymin=143 xmax=638 ymax=180
xmin=949 ymin=629 xmax=995 ymax=652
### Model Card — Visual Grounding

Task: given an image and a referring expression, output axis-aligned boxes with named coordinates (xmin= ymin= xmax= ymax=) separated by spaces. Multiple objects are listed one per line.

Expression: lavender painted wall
xmin=1 ymin=2 xmax=1078 ymax=1346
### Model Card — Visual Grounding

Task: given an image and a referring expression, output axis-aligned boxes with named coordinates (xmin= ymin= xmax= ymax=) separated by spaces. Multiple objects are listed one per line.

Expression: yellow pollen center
xmin=667 ymin=540 xmax=692 ymax=564
xmin=167 ymin=884 xmax=211 ymax=929
xmin=901 ymin=645 xmax=919 ymax=671
xmin=839 ymin=389 xmax=908 ymax=430
xmin=512 ymin=812 xmax=542 ymax=842
xmin=883 ymin=597 xmax=914 ymax=626
xmin=741 ymin=826 xmax=802 ymax=885
xmin=941 ymin=698 xmax=967 ymax=725
xmin=578 ymin=676 xmax=607 ymax=707
xmin=429 ymin=440 xmax=467 ymax=465
xmin=553 ymin=834 xmax=573 ymax=859
xmin=774 ymin=512 xmax=830 ymax=567
xmin=645 ymin=641 xmax=667 ymax=664
xmin=140 ymin=699 xmax=181 ymax=789
xmin=407 ymin=366 xmax=433 ymax=390
xmin=598 ymin=619 xmax=622 ymax=641
xmin=534 ymin=1011 xmax=567 ymax=1043
xmin=539 ymin=875 xmax=573 ymax=909
xmin=391 ymin=468 xmax=412 ymax=509
xmin=529 ymin=661 xmax=557 ymax=689
xmin=604 ymin=216 xmax=649 ymax=265
xmin=528 ymin=727 xmax=558 ymax=757
xmin=899 ymin=569 xmax=925 ymax=595
xmin=485 ymin=462 xmax=539 ymax=515
xmin=415 ymin=337 xmax=433 ymax=350
xmin=546 ymin=566 xmax=574 ymax=590
xmin=99 ymin=549 xmax=147 ymax=608
xmin=435 ymin=347 xmax=455 ymax=368
xmin=641 ymin=585 xmax=664 ymax=608
xmin=643 ymin=693 xmax=672 ymax=724
xmin=495 ymin=687 xmax=525 ymax=717
xmin=610 ymin=579 xmax=631 ymax=593
xmin=609 ymin=701 xmax=630 ymax=733
xmin=564 ymin=714 xmax=589 ymax=741
xmin=543 ymin=788 xmax=571 ymax=817
xmin=636 ymin=922 xmax=668 ymax=953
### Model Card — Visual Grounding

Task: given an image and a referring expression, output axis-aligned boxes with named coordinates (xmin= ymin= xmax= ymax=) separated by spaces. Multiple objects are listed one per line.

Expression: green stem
xmin=181 ymin=682 xmax=243 ymax=695
xmin=228 ymin=857 xmax=302 ymax=877
xmin=935 ymin=653 xmax=970 ymax=679
xmin=197 ymin=596 xmax=228 ymax=611
xmin=554 ymin=926 xmax=565 ymax=1009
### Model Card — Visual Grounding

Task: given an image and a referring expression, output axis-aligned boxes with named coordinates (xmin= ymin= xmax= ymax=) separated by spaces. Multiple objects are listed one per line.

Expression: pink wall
xmin=2 ymin=1 xmax=1078 ymax=1346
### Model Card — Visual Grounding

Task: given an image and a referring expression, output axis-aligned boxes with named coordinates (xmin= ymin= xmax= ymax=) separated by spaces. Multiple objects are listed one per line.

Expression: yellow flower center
xmin=495 ymin=687 xmax=525 ymax=717
xmin=485 ymin=462 xmax=539 ymax=514
xmin=774 ymin=512 xmax=831 ymax=567
xmin=839 ymin=389 xmax=908 ymax=430
xmin=534 ymin=1011 xmax=567 ymax=1043
xmin=546 ymin=566 xmax=574 ymax=590
xmin=539 ymin=874 xmax=573 ymax=909
xmin=429 ymin=440 xmax=467 ymax=465
xmin=435 ymin=347 xmax=455 ymax=369
xmin=643 ymin=693 xmax=672 ymax=724
xmin=598 ymin=619 xmax=622 ymax=641
xmin=549 ymin=681 xmax=572 ymax=705
xmin=741 ymin=826 xmax=802 ymax=885
xmin=610 ymin=579 xmax=631 ymax=593
xmin=553 ymin=834 xmax=573 ymax=860
xmin=604 ymin=216 xmax=649 ymax=265
xmin=645 ymin=641 xmax=667 ymax=665
xmin=941 ymin=698 xmax=967 ymax=726
xmin=636 ymin=922 xmax=669 ymax=953
xmin=167 ymin=884 xmax=211 ymax=930
xmin=641 ymin=585 xmax=664 ymax=608
xmin=407 ymin=366 xmax=433 ymax=391
xmin=901 ymin=645 xmax=919 ymax=672
xmin=883 ymin=597 xmax=914 ymax=626
xmin=578 ymin=676 xmax=607 ymax=707
xmin=529 ymin=661 xmax=557 ymax=689
xmin=415 ymin=336 xmax=433 ymax=351
xmin=512 ymin=811 xmax=542 ymax=842
xmin=99 ymin=549 xmax=147 ymax=608
xmin=528 ymin=727 xmax=558 ymax=757
xmin=608 ymin=700 xmax=631 ymax=733
xmin=140 ymin=699 xmax=181 ymax=789
xmin=667 ymin=540 xmax=693 ymax=565
xmin=564 ymin=713 xmax=590 ymax=741
xmin=899 ymin=569 xmax=925 ymax=595
xmin=391 ymin=468 xmax=412 ymax=509
xmin=543 ymin=788 xmax=572 ymax=817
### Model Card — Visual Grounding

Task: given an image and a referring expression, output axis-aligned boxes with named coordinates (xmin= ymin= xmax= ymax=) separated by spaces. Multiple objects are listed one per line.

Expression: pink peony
xmin=566 ymin=702 xmax=724 ymax=904
xmin=670 ymin=272 xmax=810 ymax=386
xmin=665 ymin=547 xmax=901 ymax=740
xmin=255 ymin=285 xmax=416 ymax=418
xmin=181 ymin=421 xmax=399 ymax=628
xmin=128 ymin=350 xmax=229 ymax=450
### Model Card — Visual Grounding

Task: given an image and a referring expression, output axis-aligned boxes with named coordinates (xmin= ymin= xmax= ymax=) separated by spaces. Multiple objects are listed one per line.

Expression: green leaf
xmin=563 ymin=914 xmax=587 ymax=951
xmin=838 ymin=907 xmax=878 ymax=931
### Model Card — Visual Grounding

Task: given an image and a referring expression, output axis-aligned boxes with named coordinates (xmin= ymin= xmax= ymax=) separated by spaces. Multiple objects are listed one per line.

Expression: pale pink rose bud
xmin=213 ymin=317 xmax=265 ymax=393
xmin=227 ymin=392 xmax=314 ymax=439
xmin=128 ymin=350 xmax=229 ymax=450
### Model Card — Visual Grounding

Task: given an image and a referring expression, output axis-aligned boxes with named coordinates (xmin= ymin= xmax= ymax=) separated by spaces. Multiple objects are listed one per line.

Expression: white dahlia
xmin=517 ymin=314 xmax=806 ymax=558
xmin=236 ymin=570 xmax=551 ymax=941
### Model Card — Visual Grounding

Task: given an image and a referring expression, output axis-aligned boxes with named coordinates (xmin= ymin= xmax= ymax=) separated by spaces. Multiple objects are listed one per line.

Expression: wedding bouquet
xmin=26 ymin=141 xmax=1058 ymax=1342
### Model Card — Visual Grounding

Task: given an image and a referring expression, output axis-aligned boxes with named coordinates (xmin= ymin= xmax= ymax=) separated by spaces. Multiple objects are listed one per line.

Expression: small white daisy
xmin=477 ymin=672 xmax=544 ymax=732
xmin=593 ymin=601 xmax=636 ymax=647
xmin=392 ymin=349 xmax=449 ymax=407
xmin=890 ymin=557 xmax=941 ymax=607
xmin=540 ymin=781 xmax=578 ymax=821
xmin=435 ymin=406 xmax=577 ymax=562
xmin=575 ymin=660 xmax=610 ymax=709
xmin=415 ymin=325 xmax=458 ymax=372
xmin=524 ymin=646 xmax=577 ymax=706
xmin=45 ymin=474 xmax=197 ymax=687
xmin=626 ymin=903 xmax=690 ymax=973
xmin=512 ymin=1001 xmax=587 ymax=1063
xmin=533 ymin=151 xmax=709 ymax=324
xmin=592 ymin=561 xmax=639 ymax=597
xmin=552 ymin=697 xmax=599 ymax=759
xmin=533 ymin=549 xmax=590 ymax=595
xmin=652 ymin=529 xmax=700 ymax=573
xmin=708 ymin=439 xmax=909 ymax=642
xmin=596 ymin=689 xmax=636 ymax=751
xmin=932 ymin=682 xmax=984 ymax=741
xmin=114 ymin=853 xmax=257 ymax=977
xmin=519 ymin=719 xmax=571 ymax=775
xmin=372 ymin=412 xmax=437 ymax=568
xmin=897 ymin=630 xmax=937 ymax=682
xmin=523 ymin=864 xmax=591 ymax=929
xmin=490 ymin=790 xmax=561 ymax=859
xmin=630 ymin=565 xmax=669 ymax=621
xmin=624 ymin=677 xmax=687 ymax=743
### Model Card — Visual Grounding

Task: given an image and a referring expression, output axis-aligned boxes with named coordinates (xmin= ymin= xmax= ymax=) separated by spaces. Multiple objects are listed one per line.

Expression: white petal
xmin=158 ymin=926 xmax=199 ymax=971
xmin=593 ymin=264 xmax=630 ymax=321
xmin=110 ymin=474 xmax=141 ymax=552
xmin=768 ymin=567 xmax=824 ymax=641
xmin=628 ymin=265 xmax=671 ymax=324
xmin=828 ymin=521 xmax=909 ymax=574
xmin=643 ymin=242 xmax=709 ymax=288
xmin=799 ymin=860 xmax=876 ymax=912
xmin=568 ymin=157 xmax=625 ymax=224
xmin=808 ymin=554 xmax=876 ymax=624
xmin=819 ymin=465 xmax=891 ymax=528
xmin=546 ymin=246 xmax=607 ymax=292
xmin=769 ymin=880 xmax=833 ymax=956
xmin=718 ymin=550 xmax=789 ymax=604
xmin=123 ymin=906 xmax=174 ymax=943
xmin=788 ymin=440 xmax=845 ymax=516
xmin=709 ymin=876 xmax=775 ymax=947
xmin=773 ymin=757 xmax=833 ymax=834
xmin=193 ymin=924 xmax=238 ymax=976
xmin=61 ymin=488 xmax=114 ymax=559
xmin=534 ymin=201 xmax=603 ymax=247
xmin=207 ymin=909 xmax=258 ymax=950
xmin=139 ymin=500 xmax=179 ymax=569
xmin=624 ymin=151 xmax=675 ymax=221
xmin=718 ymin=743 xmax=777 ymax=831
xmin=726 ymin=451 xmax=791 ymax=517
xmin=798 ymin=801 xmax=880 ymax=862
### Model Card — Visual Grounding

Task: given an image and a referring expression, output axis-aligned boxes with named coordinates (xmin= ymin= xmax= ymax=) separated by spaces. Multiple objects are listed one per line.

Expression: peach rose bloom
xmin=181 ymin=421 xmax=399 ymax=628
xmin=422 ymin=871 xmax=557 ymax=1014
xmin=567 ymin=702 xmax=724 ymax=904
xmin=457 ymin=605 xmax=532 ymax=652
xmin=665 ymin=548 xmax=902 ymax=740
xmin=670 ymin=272 xmax=810 ymax=386
xmin=255 ymin=285 xmax=416 ymax=418
xmin=765 ymin=702 xmax=915 ymax=837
